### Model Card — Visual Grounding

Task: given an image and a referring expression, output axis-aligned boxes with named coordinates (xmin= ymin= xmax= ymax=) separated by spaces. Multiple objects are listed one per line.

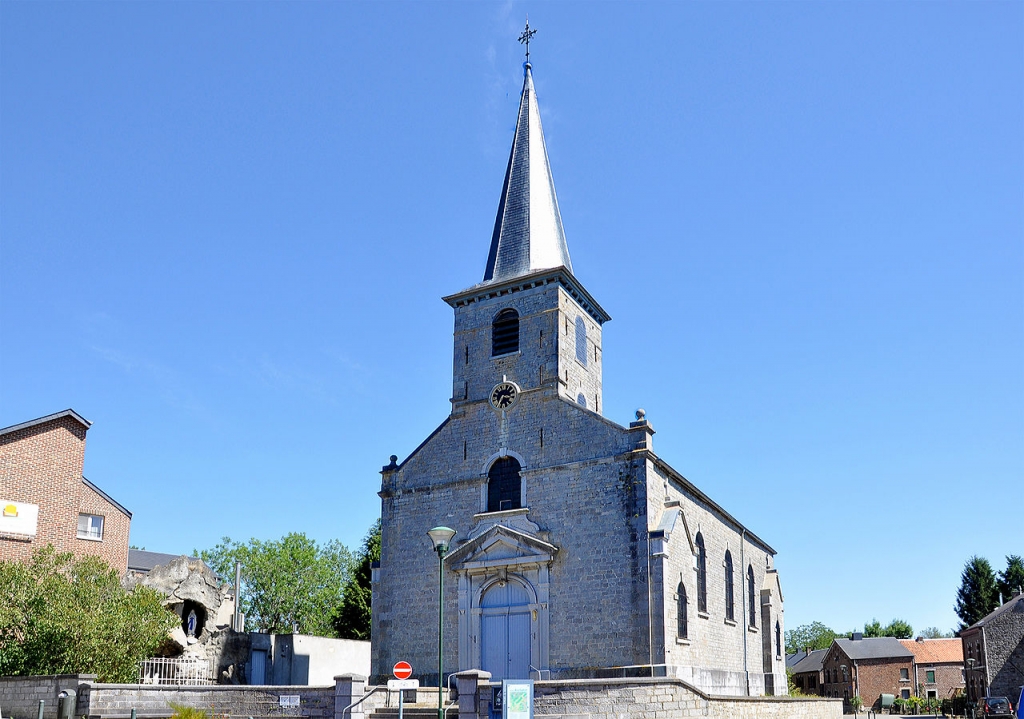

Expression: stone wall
xmin=985 ymin=597 xmax=1024 ymax=699
xmin=455 ymin=672 xmax=841 ymax=719
xmin=76 ymin=683 xmax=333 ymax=719
xmin=0 ymin=674 xmax=95 ymax=719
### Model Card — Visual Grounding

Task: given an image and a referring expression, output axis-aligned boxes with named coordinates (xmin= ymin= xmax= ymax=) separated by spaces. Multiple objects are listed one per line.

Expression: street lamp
xmin=427 ymin=526 xmax=457 ymax=719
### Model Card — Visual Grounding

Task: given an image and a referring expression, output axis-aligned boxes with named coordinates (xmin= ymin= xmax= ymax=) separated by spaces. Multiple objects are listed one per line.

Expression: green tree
xmin=199 ymin=532 xmax=352 ymax=636
xmin=0 ymin=546 xmax=176 ymax=682
xmin=954 ymin=556 xmax=999 ymax=629
xmin=882 ymin=618 xmax=913 ymax=638
xmin=785 ymin=621 xmax=838 ymax=654
xmin=996 ymin=555 xmax=1024 ymax=603
xmin=863 ymin=618 xmax=883 ymax=637
xmin=332 ymin=520 xmax=381 ymax=640
xmin=920 ymin=626 xmax=953 ymax=638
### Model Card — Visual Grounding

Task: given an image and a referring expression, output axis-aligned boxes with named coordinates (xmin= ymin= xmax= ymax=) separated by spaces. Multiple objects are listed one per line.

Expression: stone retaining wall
xmin=77 ymin=684 xmax=334 ymax=719
xmin=456 ymin=670 xmax=842 ymax=719
xmin=0 ymin=674 xmax=96 ymax=719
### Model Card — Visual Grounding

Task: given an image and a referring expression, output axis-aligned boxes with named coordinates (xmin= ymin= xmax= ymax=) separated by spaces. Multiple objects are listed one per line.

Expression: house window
xmin=747 ymin=564 xmax=756 ymax=627
xmin=677 ymin=582 xmax=688 ymax=639
xmin=575 ymin=316 xmax=587 ymax=365
xmin=492 ymin=309 xmax=520 ymax=356
xmin=901 ymin=690 xmax=910 ymax=700
xmin=724 ymin=550 xmax=734 ymax=621
xmin=900 ymin=668 xmax=909 ymax=680
xmin=926 ymin=670 xmax=935 ymax=683
xmin=77 ymin=513 xmax=103 ymax=540
xmin=696 ymin=533 xmax=707 ymax=613
xmin=487 ymin=456 xmax=522 ymax=512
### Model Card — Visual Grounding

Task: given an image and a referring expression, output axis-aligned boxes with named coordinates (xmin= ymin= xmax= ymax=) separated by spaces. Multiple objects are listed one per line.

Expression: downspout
xmin=741 ymin=529 xmax=748 ymax=695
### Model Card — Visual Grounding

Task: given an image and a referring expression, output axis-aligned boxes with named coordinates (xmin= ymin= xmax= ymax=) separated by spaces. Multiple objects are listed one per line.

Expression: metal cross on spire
xmin=518 ymin=18 xmax=537 ymax=63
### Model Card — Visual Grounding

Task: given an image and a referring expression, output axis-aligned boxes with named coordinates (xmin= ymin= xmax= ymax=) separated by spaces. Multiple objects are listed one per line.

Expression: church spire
xmin=483 ymin=54 xmax=572 ymax=284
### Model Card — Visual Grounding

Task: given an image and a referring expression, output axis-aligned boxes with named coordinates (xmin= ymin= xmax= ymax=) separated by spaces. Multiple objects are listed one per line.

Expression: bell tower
xmin=443 ymin=61 xmax=610 ymax=414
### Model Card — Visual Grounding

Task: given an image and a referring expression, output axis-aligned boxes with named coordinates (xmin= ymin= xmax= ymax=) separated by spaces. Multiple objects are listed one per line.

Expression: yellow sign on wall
xmin=0 ymin=500 xmax=39 ymax=536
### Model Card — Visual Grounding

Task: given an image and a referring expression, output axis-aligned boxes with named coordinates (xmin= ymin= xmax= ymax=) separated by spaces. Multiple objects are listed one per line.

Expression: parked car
xmin=980 ymin=696 xmax=1013 ymax=718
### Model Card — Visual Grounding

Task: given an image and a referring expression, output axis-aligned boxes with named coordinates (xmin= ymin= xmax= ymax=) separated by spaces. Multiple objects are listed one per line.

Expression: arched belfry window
xmin=695 ymin=533 xmax=707 ymax=613
xmin=677 ymin=581 xmax=688 ymax=639
xmin=575 ymin=316 xmax=587 ymax=365
xmin=725 ymin=550 xmax=735 ymax=621
xmin=487 ymin=457 xmax=522 ymax=512
xmin=748 ymin=564 xmax=756 ymax=627
xmin=775 ymin=621 xmax=782 ymax=658
xmin=492 ymin=309 xmax=520 ymax=356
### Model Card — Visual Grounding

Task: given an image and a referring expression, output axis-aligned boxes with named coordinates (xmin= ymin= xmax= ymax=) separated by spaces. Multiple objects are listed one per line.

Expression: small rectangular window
xmin=926 ymin=670 xmax=935 ymax=683
xmin=900 ymin=668 xmax=909 ymax=680
xmin=77 ymin=513 xmax=104 ymax=540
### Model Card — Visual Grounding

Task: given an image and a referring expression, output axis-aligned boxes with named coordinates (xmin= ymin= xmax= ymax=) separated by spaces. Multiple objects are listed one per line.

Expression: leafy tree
xmin=199 ymin=533 xmax=352 ymax=636
xmin=920 ymin=626 xmax=953 ymax=638
xmin=882 ymin=618 xmax=913 ymax=638
xmin=954 ymin=556 xmax=999 ymax=629
xmin=785 ymin=621 xmax=838 ymax=654
xmin=332 ymin=520 xmax=381 ymax=640
xmin=996 ymin=555 xmax=1024 ymax=603
xmin=0 ymin=546 xmax=176 ymax=682
xmin=863 ymin=618 xmax=883 ymax=637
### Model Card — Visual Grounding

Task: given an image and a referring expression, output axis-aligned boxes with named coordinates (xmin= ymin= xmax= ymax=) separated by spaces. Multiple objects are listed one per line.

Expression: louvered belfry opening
xmin=492 ymin=309 xmax=520 ymax=356
xmin=488 ymin=457 xmax=522 ymax=512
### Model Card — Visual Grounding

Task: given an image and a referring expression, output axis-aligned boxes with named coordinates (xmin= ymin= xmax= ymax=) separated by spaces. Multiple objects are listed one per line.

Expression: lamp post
xmin=966 ymin=657 xmax=975 ymax=704
xmin=427 ymin=526 xmax=457 ymax=719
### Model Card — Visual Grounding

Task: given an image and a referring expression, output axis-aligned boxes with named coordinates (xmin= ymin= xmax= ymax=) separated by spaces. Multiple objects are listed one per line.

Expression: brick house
xmin=0 ymin=409 xmax=131 ymax=573
xmin=822 ymin=635 xmax=914 ymax=709
xmin=899 ymin=637 xmax=965 ymax=700
xmin=961 ymin=593 xmax=1024 ymax=702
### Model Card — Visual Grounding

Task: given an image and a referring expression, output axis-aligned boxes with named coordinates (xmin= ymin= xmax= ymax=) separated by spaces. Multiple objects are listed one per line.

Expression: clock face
xmin=489 ymin=381 xmax=520 ymax=410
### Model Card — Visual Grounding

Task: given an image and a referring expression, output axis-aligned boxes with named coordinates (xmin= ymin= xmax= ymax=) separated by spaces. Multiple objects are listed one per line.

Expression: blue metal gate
xmin=480 ymin=580 xmax=532 ymax=680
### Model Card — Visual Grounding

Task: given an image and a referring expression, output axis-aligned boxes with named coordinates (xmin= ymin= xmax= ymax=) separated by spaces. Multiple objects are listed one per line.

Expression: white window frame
xmin=77 ymin=513 xmax=104 ymax=541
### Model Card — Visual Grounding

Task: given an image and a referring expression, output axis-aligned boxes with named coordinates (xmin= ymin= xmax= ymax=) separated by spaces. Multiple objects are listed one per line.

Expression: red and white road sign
xmin=393 ymin=661 xmax=413 ymax=680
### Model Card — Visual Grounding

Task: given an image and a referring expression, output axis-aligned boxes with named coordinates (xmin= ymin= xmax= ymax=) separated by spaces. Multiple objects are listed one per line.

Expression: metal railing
xmin=138 ymin=657 xmax=215 ymax=685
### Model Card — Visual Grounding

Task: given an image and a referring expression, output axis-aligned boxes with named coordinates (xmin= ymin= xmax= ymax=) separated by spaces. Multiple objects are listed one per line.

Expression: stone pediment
xmin=447 ymin=524 xmax=558 ymax=573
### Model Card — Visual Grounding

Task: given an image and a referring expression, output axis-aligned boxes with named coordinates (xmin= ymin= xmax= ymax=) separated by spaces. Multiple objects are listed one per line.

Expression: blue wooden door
xmin=480 ymin=580 xmax=532 ymax=680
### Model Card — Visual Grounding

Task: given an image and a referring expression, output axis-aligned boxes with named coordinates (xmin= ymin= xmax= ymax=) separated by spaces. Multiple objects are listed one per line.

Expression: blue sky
xmin=2 ymin=2 xmax=1021 ymax=636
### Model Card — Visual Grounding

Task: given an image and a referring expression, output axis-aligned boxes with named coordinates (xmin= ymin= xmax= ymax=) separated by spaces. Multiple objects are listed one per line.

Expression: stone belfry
xmin=444 ymin=60 xmax=609 ymax=414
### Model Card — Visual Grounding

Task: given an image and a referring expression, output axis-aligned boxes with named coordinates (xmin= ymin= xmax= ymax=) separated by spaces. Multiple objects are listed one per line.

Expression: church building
xmin=370 ymin=58 xmax=787 ymax=697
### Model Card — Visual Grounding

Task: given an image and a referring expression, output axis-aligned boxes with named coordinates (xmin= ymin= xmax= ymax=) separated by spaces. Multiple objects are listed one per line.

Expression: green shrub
xmin=168 ymin=704 xmax=210 ymax=719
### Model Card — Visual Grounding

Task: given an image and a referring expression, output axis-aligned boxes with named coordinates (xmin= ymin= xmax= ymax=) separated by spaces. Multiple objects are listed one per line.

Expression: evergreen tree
xmin=996 ymin=555 xmax=1024 ymax=603
xmin=333 ymin=519 xmax=381 ymax=640
xmin=954 ymin=556 xmax=999 ymax=629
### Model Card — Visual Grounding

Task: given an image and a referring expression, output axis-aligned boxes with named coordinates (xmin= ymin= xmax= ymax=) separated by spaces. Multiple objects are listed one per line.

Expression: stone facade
xmin=371 ymin=269 xmax=785 ymax=695
xmin=0 ymin=411 xmax=131 ymax=573
xmin=961 ymin=594 xmax=1024 ymax=701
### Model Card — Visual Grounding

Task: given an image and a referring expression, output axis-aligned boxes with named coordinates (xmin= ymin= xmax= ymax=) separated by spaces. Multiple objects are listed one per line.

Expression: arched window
xmin=724 ymin=550 xmax=735 ymax=621
xmin=695 ymin=533 xmax=707 ymax=613
xmin=492 ymin=309 xmax=520 ymax=356
xmin=487 ymin=456 xmax=521 ymax=512
xmin=575 ymin=316 xmax=587 ymax=365
xmin=748 ymin=564 xmax=756 ymax=627
xmin=775 ymin=621 xmax=782 ymax=658
xmin=677 ymin=581 xmax=688 ymax=639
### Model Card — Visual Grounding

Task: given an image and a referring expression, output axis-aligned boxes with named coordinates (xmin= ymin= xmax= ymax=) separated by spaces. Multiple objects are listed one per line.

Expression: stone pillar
xmin=455 ymin=670 xmax=492 ymax=719
xmin=335 ymin=674 xmax=367 ymax=719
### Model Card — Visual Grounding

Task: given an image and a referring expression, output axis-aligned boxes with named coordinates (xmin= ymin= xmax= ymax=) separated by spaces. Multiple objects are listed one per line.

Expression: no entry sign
xmin=393 ymin=661 xmax=413 ymax=680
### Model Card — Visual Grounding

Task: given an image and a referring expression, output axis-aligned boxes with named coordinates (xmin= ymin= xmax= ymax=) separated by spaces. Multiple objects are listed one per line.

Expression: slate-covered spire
xmin=483 ymin=63 xmax=572 ymax=283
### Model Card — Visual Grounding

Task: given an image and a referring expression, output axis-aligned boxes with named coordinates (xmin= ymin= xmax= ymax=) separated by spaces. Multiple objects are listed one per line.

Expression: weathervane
xmin=518 ymin=18 xmax=537 ymax=64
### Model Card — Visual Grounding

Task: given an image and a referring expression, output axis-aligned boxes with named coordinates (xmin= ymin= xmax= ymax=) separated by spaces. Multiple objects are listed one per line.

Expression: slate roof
xmin=483 ymin=63 xmax=572 ymax=284
xmin=899 ymin=638 xmax=963 ymax=664
xmin=789 ymin=649 xmax=827 ymax=674
xmin=835 ymin=636 xmax=914 ymax=661
xmin=967 ymin=594 xmax=1024 ymax=630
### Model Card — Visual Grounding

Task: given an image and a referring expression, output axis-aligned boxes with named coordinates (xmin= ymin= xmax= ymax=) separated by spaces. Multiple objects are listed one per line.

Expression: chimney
xmin=916 ymin=636 xmax=924 ymax=642
xmin=852 ymin=632 xmax=864 ymax=641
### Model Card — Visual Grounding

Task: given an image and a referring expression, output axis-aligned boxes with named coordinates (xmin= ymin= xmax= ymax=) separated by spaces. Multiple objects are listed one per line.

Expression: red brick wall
xmin=0 ymin=416 xmax=129 ymax=573
xmin=822 ymin=649 xmax=914 ymax=709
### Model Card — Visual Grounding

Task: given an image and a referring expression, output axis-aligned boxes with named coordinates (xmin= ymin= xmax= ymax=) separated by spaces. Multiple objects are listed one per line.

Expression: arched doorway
xmin=480 ymin=578 xmax=532 ymax=680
